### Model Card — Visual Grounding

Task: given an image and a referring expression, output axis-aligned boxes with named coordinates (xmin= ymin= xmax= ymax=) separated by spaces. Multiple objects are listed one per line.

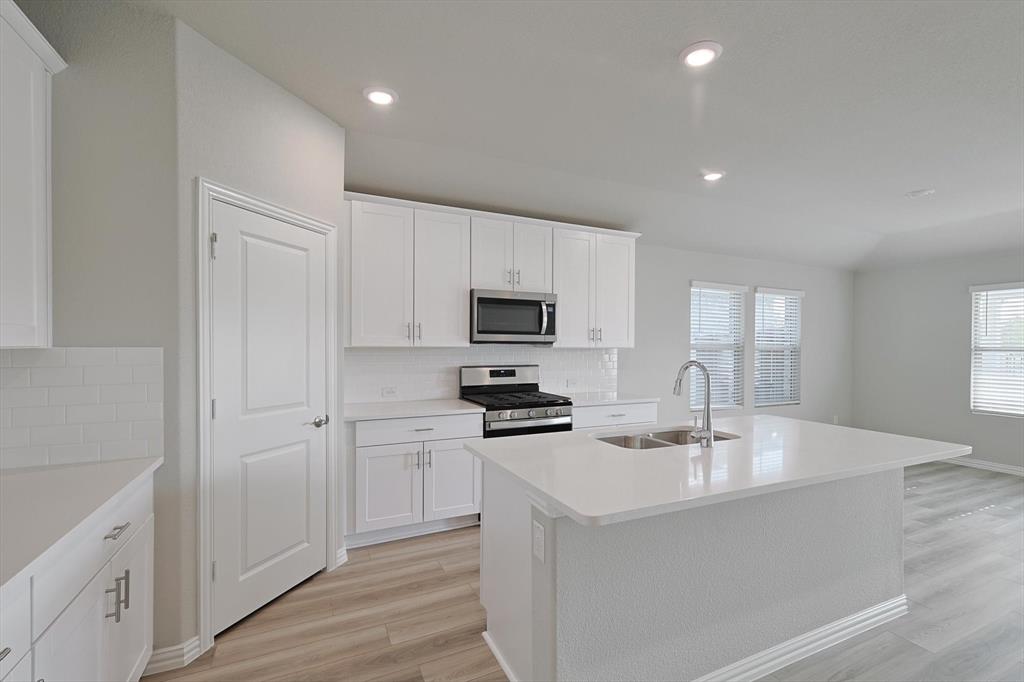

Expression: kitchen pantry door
xmin=209 ymin=197 xmax=328 ymax=634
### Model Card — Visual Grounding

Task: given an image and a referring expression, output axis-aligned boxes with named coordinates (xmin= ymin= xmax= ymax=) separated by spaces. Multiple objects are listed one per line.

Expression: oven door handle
xmin=487 ymin=415 xmax=572 ymax=431
xmin=540 ymin=301 xmax=548 ymax=335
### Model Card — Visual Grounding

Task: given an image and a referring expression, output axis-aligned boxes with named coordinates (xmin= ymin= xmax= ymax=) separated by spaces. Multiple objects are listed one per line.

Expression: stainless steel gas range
xmin=459 ymin=364 xmax=572 ymax=438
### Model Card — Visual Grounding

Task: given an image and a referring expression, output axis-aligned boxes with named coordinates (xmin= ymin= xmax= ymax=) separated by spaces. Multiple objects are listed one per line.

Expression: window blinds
xmin=755 ymin=288 xmax=803 ymax=407
xmin=970 ymin=284 xmax=1024 ymax=417
xmin=690 ymin=283 xmax=745 ymax=409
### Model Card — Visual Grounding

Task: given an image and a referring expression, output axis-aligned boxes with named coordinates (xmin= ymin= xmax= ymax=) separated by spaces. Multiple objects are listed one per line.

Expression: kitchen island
xmin=466 ymin=415 xmax=971 ymax=682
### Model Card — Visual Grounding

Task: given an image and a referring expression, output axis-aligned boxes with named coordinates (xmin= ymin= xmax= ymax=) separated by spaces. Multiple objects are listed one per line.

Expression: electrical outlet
xmin=380 ymin=386 xmax=398 ymax=399
xmin=833 ymin=415 xmax=840 ymax=425
xmin=565 ymin=378 xmax=578 ymax=389
xmin=532 ymin=520 xmax=545 ymax=562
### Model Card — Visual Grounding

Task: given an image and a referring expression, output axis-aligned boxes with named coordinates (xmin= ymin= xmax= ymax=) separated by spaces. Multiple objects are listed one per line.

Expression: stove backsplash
xmin=344 ymin=347 xmax=617 ymax=403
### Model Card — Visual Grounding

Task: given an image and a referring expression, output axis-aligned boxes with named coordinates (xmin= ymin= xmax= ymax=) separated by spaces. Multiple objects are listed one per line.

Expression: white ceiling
xmin=146 ymin=0 xmax=1023 ymax=269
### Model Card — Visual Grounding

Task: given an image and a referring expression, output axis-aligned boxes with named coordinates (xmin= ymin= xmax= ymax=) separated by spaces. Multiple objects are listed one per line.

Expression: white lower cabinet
xmin=34 ymin=515 xmax=154 ymax=682
xmin=353 ymin=414 xmax=484 ymax=533
xmin=423 ymin=438 xmax=482 ymax=521
xmin=0 ymin=651 xmax=30 ymax=682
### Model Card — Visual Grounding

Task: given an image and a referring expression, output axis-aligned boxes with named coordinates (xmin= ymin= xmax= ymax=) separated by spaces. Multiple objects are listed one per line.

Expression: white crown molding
xmin=0 ymin=0 xmax=67 ymax=73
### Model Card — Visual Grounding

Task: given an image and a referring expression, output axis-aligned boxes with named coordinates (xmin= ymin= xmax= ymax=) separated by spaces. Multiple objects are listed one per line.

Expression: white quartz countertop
xmin=466 ymin=415 xmax=971 ymax=526
xmin=564 ymin=392 xmax=660 ymax=407
xmin=343 ymin=399 xmax=484 ymax=422
xmin=0 ymin=457 xmax=162 ymax=585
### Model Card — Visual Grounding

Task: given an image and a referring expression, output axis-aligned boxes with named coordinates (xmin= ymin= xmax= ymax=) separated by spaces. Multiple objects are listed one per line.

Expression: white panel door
xmin=595 ymin=234 xmax=634 ymax=348
xmin=211 ymin=198 xmax=328 ymax=634
xmin=0 ymin=18 xmax=49 ymax=347
xmin=414 ymin=209 xmax=470 ymax=347
xmin=553 ymin=229 xmax=596 ymax=348
xmin=355 ymin=443 xmax=424 ymax=532
xmin=33 ymin=565 xmax=109 ymax=682
xmin=107 ymin=516 xmax=154 ymax=682
xmin=424 ymin=437 xmax=481 ymax=521
xmin=350 ymin=201 xmax=414 ymax=346
xmin=513 ymin=223 xmax=552 ymax=293
xmin=471 ymin=216 xmax=514 ymax=290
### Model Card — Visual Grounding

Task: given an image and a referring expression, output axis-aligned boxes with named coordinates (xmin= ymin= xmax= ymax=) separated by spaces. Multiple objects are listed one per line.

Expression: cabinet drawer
xmin=356 ymin=413 xmax=482 ymax=447
xmin=0 ymin=572 xmax=30 ymax=680
xmin=572 ymin=402 xmax=658 ymax=429
xmin=32 ymin=479 xmax=153 ymax=640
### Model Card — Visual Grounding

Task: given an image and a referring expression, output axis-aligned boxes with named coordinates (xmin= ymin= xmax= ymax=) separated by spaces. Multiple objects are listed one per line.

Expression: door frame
xmin=195 ymin=177 xmax=339 ymax=653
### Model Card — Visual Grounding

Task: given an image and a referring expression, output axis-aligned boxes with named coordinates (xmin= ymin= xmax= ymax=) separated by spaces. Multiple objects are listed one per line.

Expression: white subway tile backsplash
xmin=29 ymin=367 xmax=83 ymax=387
xmin=48 ymin=386 xmax=100 ymax=405
xmin=1 ymin=388 xmax=48 ymax=407
xmin=0 ymin=347 xmax=163 ymax=469
xmin=100 ymin=384 xmax=147 ymax=404
xmin=12 ymin=405 xmax=65 ymax=427
xmin=67 ymin=404 xmax=116 ymax=424
xmin=83 ymin=365 xmax=133 ymax=385
xmin=344 ymin=347 xmax=618 ymax=403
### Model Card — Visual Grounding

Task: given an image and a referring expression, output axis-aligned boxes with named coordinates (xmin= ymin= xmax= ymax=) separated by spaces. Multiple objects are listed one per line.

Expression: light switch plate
xmin=532 ymin=520 xmax=545 ymax=562
xmin=380 ymin=386 xmax=398 ymax=399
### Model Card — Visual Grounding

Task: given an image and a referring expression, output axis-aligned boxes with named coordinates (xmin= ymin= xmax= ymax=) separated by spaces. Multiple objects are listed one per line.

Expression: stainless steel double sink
xmin=596 ymin=426 xmax=739 ymax=449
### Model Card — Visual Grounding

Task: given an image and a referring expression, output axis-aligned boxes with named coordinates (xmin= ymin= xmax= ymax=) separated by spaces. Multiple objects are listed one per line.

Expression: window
xmin=970 ymin=283 xmax=1024 ymax=417
xmin=690 ymin=282 xmax=745 ymax=409
xmin=755 ymin=288 xmax=803 ymax=407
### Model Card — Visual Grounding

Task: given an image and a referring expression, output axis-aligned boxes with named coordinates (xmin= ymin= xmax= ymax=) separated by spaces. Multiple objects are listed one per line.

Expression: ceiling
xmin=146 ymin=0 xmax=1023 ymax=269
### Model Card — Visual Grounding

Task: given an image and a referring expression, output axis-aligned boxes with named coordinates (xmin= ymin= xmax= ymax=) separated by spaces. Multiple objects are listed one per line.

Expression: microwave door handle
xmin=540 ymin=301 xmax=548 ymax=335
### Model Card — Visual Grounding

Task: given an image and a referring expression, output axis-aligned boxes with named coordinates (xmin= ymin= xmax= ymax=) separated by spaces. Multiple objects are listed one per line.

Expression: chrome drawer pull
xmin=0 ymin=647 xmax=10 ymax=662
xmin=104 ymin=522 xmax=131 ymax=541
xmin=412 ymin=427 xmax=434 ymax=432
xmin=609 ymin=413 xmax=627 ymax=418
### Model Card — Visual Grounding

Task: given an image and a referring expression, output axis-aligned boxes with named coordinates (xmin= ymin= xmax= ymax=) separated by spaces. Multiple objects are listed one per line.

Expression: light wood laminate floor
xmin=146 ymin=462 xmax=1022 ymax=682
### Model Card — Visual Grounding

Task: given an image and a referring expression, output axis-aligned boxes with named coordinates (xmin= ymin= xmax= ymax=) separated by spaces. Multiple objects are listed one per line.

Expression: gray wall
xmin=16 ymin=1 xmax=347 ymax=648
xmin=852 ymin=251 xmax=1024 ymax=470
xmin=618 ymin=244 xmax=855 ymax=426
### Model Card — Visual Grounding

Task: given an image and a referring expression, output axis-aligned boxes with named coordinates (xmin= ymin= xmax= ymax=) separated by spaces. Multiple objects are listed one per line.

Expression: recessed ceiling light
xmin=702 ymin=171 xmax=725 ymax=182
xmin=363 ymin=87 xmax=397 ymax=106
xmin=905 ymin=188 xmax=936 ymax=199
xmin=680 ymin=41 xmax=723 ymax=68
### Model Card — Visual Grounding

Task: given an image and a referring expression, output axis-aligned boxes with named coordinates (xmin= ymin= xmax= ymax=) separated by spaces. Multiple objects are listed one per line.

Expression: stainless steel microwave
xmin=471 ymin=289 xmax=557 ymax=344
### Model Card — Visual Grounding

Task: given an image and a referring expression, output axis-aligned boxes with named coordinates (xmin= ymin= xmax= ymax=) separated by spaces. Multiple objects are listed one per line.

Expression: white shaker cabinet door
xmin=414 ymin=209 xmax=471 ymax=347
xmin=0 ymin=18 xmax=50 ymax=347
xmin=355 ymin=443 xmax=425 ymax=532
xmin=350 ymin=201 xmax=415 ymax=346
xmin=107 ymin=516 xmax=154 ymax=682
xmin=553 ymin=229 xmax=596 ymax=347
xmin=423 ymin=437 xmax=481 ymax=521
xmin=471 ymin=216 xmax=514 ymax=291
xmin=33 ymin=564 xmax=111 ymax=682
xmin=513 ymin=223 xmax=552 ymax=293
xmin=594 ymin=234 xmax=634 ymax=348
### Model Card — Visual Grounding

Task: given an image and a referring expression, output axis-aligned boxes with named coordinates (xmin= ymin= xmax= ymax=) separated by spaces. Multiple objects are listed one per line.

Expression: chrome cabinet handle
xmin=120 ymin=569 xmax=131 ymax=610
xmin=588 ymin=328 xmax=595 ymax=341
xmin=609 ymin=413 xmax=627 ymax=418
xmin=412 ymin=427 xmax=435 ymax=432
xmin=506 ymin=268 xmax=513 ymax=285
xmin=426 ymin=449 xmax=433 ymax=469
xmin=597 ymin=328 xmax=603 ymax=342
xmin=406 ymin=322 xmax=412 ymax=340
xmin=105 ymin=578 xmax=123 ymax=622
xmin=305 ymin=415 xmax=330 ymax=428
xmin=417 ymin=322 xmax=423 ymax=340
xmin=104 ymin=522 xmax=130 ymax=541
xmin=414 ymin=452 xmax=422 ymax=470
xmin=0 ymin=647 xmax=10 ymax=662
xmin=515 ymin=269 xmax=521 ymax=285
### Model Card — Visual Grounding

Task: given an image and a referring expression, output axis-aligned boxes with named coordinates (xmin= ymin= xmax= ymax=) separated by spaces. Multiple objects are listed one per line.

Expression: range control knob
xmin=546 ymin=408 xmax=558 ymax=416
xmin=497 ymin=411 xmax=510 ymax=421
xmin=528 ymin=409 xmax=537 ymax=418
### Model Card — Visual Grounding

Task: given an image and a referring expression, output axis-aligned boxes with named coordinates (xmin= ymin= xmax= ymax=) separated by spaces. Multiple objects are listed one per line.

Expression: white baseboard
xmin=333 ymin=546 xmax=349 ymax=569
xmin=143 ymin=635 xmax=202 ymax=676
xmin=946 ymin=456 xmax=1024 ymax=477
xmin=694 ymin=594 xmax=909 ymax=682
xmin=344 ymin=515 xmax=479 ymax=549
xmin=482 ymin=630 xmax=519 ymax=682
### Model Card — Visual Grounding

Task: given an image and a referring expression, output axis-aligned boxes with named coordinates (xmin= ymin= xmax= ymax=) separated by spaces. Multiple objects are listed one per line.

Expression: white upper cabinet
xmin=350 ymin=201 xmax=415 ymax=346
xmin=553 ymin=229 xmax=597 ymax=348
xmin=512 ymin=222 xmax=552 ymax=293
xmin=553 ymin=229 xmax=635 ymax=348
xmin=595 ymin=234 xmax=634 ymax=348
xmin=414 ymin=209 xmax=470 ymax=347
xmin=0 ymin=2 xmax=66 ymax=348
xmin=471 ymin=217 xmax=514 ymax=290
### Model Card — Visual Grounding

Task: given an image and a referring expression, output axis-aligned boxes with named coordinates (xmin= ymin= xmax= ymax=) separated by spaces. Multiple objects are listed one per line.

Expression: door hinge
xmin=210 ymin=232 xmax=218 ymax=260
xmin=211 ymin=561 xmax=216 ymax=581
xmin=211 ymin=398 xmax=217 ymax=419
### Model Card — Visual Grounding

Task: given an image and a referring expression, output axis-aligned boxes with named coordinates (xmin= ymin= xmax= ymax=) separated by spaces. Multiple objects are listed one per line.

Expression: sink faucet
xmin=672 ymin=360 xmax=714 ymax=447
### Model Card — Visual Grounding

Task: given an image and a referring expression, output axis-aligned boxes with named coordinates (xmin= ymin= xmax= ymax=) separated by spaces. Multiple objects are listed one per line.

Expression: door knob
xmin=306 ymin=415 xmax=330 ymax=428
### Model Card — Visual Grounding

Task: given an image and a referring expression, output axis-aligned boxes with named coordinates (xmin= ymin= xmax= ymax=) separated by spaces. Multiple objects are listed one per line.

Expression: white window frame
xmin=754 ymin=287 xmax=804 ymax=407
xmin=969 ymin=282 xmax=1024 ymax=418
xmin=689 ymin=281 xmax=747 ymax=411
